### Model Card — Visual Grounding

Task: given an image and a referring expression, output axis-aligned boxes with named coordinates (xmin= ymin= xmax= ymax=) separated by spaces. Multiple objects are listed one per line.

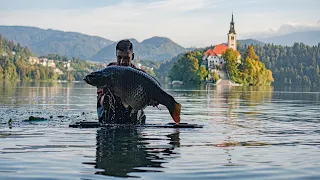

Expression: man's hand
xmin=148 ymin=99 xmax=159 ymax=108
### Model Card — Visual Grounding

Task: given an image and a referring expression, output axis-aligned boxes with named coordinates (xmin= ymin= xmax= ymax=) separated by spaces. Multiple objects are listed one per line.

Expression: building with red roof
xmin=203 ymin=13 xmax=241 ymax=72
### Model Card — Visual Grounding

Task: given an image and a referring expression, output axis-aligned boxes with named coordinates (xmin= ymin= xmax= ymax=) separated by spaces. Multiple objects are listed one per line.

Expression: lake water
xmin=0 ymin=81 xmax=320 ymax=180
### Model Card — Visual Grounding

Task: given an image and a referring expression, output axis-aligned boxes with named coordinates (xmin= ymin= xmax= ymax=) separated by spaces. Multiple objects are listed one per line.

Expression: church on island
xmin=203 ymin=13 xmax=241 ymax=72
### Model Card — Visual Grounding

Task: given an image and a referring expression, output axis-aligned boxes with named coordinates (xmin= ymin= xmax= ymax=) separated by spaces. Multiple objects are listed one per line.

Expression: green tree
xmin=198 ymin=66 xmax=208 ymax=81
xmin=169 ymin=51 xmax=203 ymax=84
xmin=222 ymin=48 xmax=240 ymax=82
xmin=66 ymin=72 xmax=75 ymax=82
xmin=244 ymin=45 xmax=260 ymax=61
xmin=223 ymin=46 xmax=273 ymax=86
xmin=0 ymin=65 xmax=3 ymax=80
xmin=34 ymin=69 xmax=41 ymax=80
xmin=236 ymin=43 xmax=320 ymax=86
xmin=212 ymin=71 xmax=219 ymax=82
xmin=1 ymin=56 xmax=18 ymax=81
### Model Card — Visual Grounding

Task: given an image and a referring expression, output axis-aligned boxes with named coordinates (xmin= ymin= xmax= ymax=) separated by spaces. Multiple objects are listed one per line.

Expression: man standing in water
xmin=96 ymin=39 xmax=158 ymax=124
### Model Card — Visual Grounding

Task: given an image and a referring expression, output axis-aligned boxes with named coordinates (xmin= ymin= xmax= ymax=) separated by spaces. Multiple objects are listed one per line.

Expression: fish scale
xmin=84 ymin=66 xmax=182 ymax=124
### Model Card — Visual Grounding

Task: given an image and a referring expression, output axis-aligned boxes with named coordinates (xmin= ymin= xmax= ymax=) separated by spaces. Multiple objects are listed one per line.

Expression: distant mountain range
xmin=0 ymin=26 xmax=187 ymax=62
xmin=238 ymin=39 xmax=265 ymax=46
xmin=259 ymin=30 xmax=320 ymax=46
xmin=0 ymin=25 xmax=319 ymax=62
xmin=0 ymin=26 xmax=113 ymax=60
xmin=92 ymin=36 xmax=187 ymax=62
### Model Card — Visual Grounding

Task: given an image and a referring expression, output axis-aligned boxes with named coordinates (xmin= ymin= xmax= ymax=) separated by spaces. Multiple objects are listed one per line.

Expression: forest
xmin=168 ymin=45 xmax=274 ymax=86
xmin=237 ymin=42 xmax=320 ymax=87
xmin=2 ymin=31 xmax=320 ymax=87
xmin=159 ymin=42 xmax=320 ymax=87
xmin=0 ymin=34 xmax=105 ymax=82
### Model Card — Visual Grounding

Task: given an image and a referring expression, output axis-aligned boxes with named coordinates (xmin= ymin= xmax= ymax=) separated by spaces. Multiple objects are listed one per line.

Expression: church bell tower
xmin=228 ymin=13 xmax=237 ymax=51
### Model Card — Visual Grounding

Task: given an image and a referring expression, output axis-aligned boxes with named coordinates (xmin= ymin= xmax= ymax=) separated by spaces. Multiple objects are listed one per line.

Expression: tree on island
xmin=169 ymin=51 xmax=208 ymax=84
xmin=222 ymin=46 xmax=274 ymax=86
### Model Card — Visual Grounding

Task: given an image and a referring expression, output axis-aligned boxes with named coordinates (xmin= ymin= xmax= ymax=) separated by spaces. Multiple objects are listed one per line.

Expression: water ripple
xmin=0 ymin=83 xmax=320 ymax=179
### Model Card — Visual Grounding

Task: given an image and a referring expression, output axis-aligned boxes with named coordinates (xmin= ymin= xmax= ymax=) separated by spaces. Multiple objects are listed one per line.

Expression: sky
xmin=0 ymin=0 xmax=319 ymax=47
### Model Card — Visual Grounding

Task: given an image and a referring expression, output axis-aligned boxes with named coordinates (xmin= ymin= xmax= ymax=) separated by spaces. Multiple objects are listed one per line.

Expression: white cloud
xmin=0 ymin=0 xmax=233 ymax=47
xmin=277 ymin=22 xmax=320 ymax=34
xmin=242 ymin=22 xmax=320 ymax=39
xmin=0 ymin=0 xmax=318 ymax=47
xmin=146 ymin=0 xmax=214 ymax=12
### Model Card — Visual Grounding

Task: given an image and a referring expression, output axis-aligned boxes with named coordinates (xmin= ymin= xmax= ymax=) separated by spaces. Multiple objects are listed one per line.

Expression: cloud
xmin=242 ymin=21 xmax=320 ymax=39
xmin=0 ymin=0 xmax=228 ymax=47
xmin=145 ymin=0 xmax=214 ymax=12
xmin=277 ymin=22 xmax=320 ymax=34
xmin=0 ymin=0 xmax=317 ymax=47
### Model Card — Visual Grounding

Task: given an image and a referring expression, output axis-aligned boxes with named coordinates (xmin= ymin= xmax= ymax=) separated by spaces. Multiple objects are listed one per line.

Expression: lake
xmin=0 ymin=81 xmax=320 ymax=180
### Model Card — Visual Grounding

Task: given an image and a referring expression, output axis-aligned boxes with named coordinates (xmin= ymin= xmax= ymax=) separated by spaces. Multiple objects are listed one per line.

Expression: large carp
xmin=84 ymin=66 xmax=181 ymax=124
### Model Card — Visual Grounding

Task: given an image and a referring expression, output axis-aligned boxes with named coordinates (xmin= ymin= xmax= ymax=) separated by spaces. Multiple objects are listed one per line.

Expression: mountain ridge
xmin=258 ymin=30 xmax=320 ymax=46
xmin=0 ymin=25 xmax=114 ymax=60
xmin=91 ymin=36 xmax=187 ymax=62
xmin=2 ymin=25 xmax=318 ymax=62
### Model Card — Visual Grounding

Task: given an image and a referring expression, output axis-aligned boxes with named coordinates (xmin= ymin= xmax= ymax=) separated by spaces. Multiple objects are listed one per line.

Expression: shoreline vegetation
xmin=1 ymin=33 xmax=320 ymax=87
xmin=155 ymin=42 xmax=320 ymax=87
xmin=165 ymin=45 xmax=274 ymax=86
xmin=0 ymin=34 xmax=106 ymax=83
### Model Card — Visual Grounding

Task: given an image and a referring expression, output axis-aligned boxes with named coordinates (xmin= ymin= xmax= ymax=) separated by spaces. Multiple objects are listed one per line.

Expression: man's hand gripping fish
xmin=84 ymin=66 xmax=181 ymax=124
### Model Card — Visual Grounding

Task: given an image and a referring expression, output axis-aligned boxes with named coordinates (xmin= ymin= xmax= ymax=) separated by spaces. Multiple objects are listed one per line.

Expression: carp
xmin=84 ymin=66 xmax=181 ymax=124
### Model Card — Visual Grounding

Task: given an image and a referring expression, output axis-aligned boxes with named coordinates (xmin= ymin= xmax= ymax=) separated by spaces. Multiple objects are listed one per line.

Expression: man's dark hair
xmin=116 ymin=39 xmax=133 ymax=51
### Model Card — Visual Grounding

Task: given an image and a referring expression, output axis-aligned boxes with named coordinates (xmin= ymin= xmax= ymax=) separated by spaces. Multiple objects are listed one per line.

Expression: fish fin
xmin=169 ymin=103 xmax=181 ymax=124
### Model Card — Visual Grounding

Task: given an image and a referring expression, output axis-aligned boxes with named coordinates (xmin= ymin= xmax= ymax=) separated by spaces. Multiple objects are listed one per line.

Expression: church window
xmin=231 ymin=36 xmax=234 ymax=40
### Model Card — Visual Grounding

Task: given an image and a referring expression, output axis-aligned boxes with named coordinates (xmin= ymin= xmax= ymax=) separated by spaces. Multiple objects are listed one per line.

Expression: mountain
xmin=92 ymin=38 xmax=140 ymax=61
xmin=0 ymin=26 xmax=114 ymax=60
xmin=258 ymin=30 xmax=320 ymax=46
xmin=92 ymin=36 xmax=187 ymax=62
xmin=238 ymin=39 xmax=265 ymax=46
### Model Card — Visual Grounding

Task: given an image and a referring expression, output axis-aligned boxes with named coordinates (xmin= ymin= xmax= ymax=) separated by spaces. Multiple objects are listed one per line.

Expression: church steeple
xmin=227 ymin=12 xmax=237 ymax=50
xmin=229 ymin=12 xmax=236 ymax=34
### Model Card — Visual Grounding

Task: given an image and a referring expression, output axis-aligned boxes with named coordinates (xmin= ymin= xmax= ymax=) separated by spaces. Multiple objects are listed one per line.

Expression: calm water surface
xmin=0 ymin=81 xmax=319 ymax=180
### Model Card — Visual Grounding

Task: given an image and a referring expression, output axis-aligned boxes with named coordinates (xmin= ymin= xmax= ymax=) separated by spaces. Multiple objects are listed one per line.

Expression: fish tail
xmin=169 ymin=103 xmax=181 ymax=124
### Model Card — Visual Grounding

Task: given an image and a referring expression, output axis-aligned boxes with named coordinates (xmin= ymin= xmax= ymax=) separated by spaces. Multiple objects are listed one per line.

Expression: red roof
xmin=204 ymin=44 xmax=241 ymax=57
xmin=212 ymin=44 xmax=228 ymax=55
xmin=204 ymin=44 xmax=228 ymax=56
xmin=204 ymin=49 xmax=216 ymax=56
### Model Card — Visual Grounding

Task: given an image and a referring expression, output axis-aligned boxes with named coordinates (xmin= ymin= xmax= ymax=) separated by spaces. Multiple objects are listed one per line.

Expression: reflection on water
xmin=82 ymin=127 xmax=180 ymax=178
xmin=0 ymin=82 xmax=320 ymax=180
xmin=203 ymin=85 xmax=273 ymax=120
xmin=0 ymin=81 xmax=95 ymax=112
